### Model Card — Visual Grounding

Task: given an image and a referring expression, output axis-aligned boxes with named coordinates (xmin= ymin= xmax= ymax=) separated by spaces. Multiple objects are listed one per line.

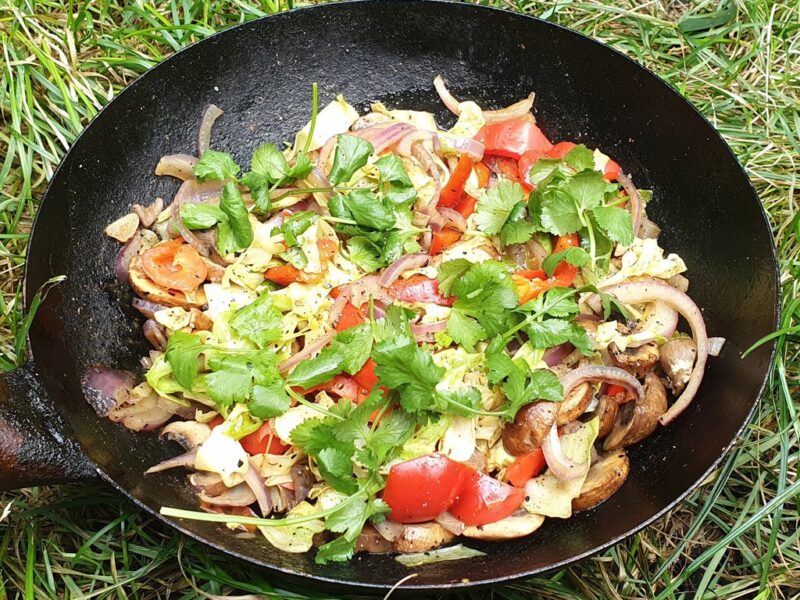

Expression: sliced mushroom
xmin=603 ymin=372 xmax=667 ymax=450
xmin=502 ymin=401 xmax=558 ymax=456
xmin=572 ymin=450 xmax=630 ymax=511
xmin=129 ymin=256 xmax=207 ymax=309
xmin=391 ymin=523 xmax=455 ymax=553
xmin=463 ymin=449 xmax=488 ymax=473
xmin=609 ymin=342 xmax=660 ymax=378
xmin=462 ymin=511 xmax=544 ymax=541
xmin=190 ymin=471 xmax=227 ymax=496
xmin=556 ymin=382 xmax=593 ymax=426
xmin=355 ymin=524 xmax=393 ymax=554
xmin=595 ymin=395 xmax=619 ymax=439
xmin=161 ymin=420 xmax=211 ymax=450
xmin=659 ymin=337 xmax=696 ymax=395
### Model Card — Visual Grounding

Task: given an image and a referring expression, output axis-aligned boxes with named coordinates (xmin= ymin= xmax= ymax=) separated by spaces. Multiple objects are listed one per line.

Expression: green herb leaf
xmin=475 ymin=180 xmax=527 ymax=235
xmin=329 ymin=135 xmax=373 ymax=185
xmin=194 ymin=150 xmax=240 ymax=182
xmin=437 ymin=259 xmax=472 ymax=297
xmin=564 ymin=170 xmax=606 ymax=211
xmin=250 ymin=143 xmax=289 ymax=183
xmin=446 ymin=310 xmax=487 ymax=352
xmin=540 ymin=189 xmax=582 ymax=235
xmin=592 ymin=205 xmax=634 ymax=245
xmin=218 ymin=181 xmax=253 ymax=253
xmin=375 ymin=154 xmax=412 ymax=187
xmin=180 ymin=204 xmax=226 ymax=230
xmin=346 ymin=237 xmax=383 ymax=273
xmin=564 ymin=144 xmax=595 ymax=171
xmin=164 ymin=331 xmax=204 ymax=389
xmin=249 ymin=380 xmax=290 ymax=419
xmin=230 ymin=292 xmax=283 ymax=348
xmin=316 ymin=447 xmax=358 ymax=494
xmin=541 ymin=246 xmax=590 ymax=277
xmin=341 ymin=190 xmax=396 ymax=231
xmin=280 ymin=211 xmax=318 ymax=247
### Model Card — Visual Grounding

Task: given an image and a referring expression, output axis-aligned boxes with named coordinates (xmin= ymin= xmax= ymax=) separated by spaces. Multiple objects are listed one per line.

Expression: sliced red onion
xmin=433 ymin=75 xmax=462 ymax=115
xmin=378 ymin=253 xmax=430 ymax=287
xmin=369 ymin=123 xmax=415 ymax=154
xmin=351 ymin=121 xmax=396 ymax=141
xmin=438 ymin=207 xmax=468 ymax=232
xmin=411 ymin=319 xmax=448 ymax=342
xmin=132 ymin=298 xmax=168 ymax=319
xmin=373 ymin=519 xmax=404 ymax=542
xmin=616 ymin=171 xmax=642 ymax=238
xmin=115 ymin=232 xmax=143 ymax=283
xmin=197 ymin=104 xmax=223 ymax=156
xmin=707 ymin=337 xmax=725 ymax=357
xmin=145 ymin=450 xmax=198 ymax=474
xmin=600 ymin=277 xmax=708 ymax=425
xmin=559 ymin=365 xmax=644 ymax=404
xmin=541 ymin=424 xmax=590 ymax=481
xmin=173 ymin=178 xmax=224 ymax=206
xmin=244 ymin=460 xmax=273 ymax=517
xmin=575 ymin=313 xmax=602 ymax=323
xmin=143 ymin=320 xmax=168 ymax=351
xmin=397 ymin=130 xmax=438 ymax=157
xmin=329 ymin=292 xmax=349 ymax=327
xmin=483 ymin=93 xmax=535 ymax=125
xmin=420 ymin=231 xmax=433 ymax=252
xmin=543 ymin=343 xmax=573 ymax=367
xmin=278 ymin=332 xmax=335 ymax=374
xmin=198 ymin=483 xmax=256 ymax=507
xmin=412 ymin=143 xmax=443 ymax=186
xmin=155 ymin=154 xmax=198 ymax=180
xmin=627 ymin=301 xmax=679 ymax=348
xmin=445 ymin=136 xmax=484 ymax=160
xmin=306 ymin=167 xmax=332 ymax=202
xmin=340 ymin=275 xmax=392 ymax=308
xmin=639 ymin=216 xmax=661 ymax=239
xmin=83 ymin=368 xmax=134 ymax=417
xmin=434 ymin=511 xmax=466 ymax=535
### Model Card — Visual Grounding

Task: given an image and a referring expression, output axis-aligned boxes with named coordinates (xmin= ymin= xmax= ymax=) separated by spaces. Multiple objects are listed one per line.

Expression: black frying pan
xmin=0 ymin=0 xmax=779 ymax=595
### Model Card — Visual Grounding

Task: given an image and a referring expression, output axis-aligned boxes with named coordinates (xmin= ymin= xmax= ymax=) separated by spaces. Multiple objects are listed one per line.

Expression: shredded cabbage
xmin=398 ymin=416 xmax=452 ymax=460
xmin=295 ymin=95 xmax=359 ymax=152
xmin=599 ymin=238 xmax=687 ymax=287
xmin=259 ymin=501 xmax=325 ymax=553
xmin=195 ymin=426 xmax=249 ymax=487
xmin=523 ymin=418 xmax=599 ymax=519
xmin=371 ymin=101 xmax=438 ymax=132
xmin=441 ymin=416 xmax=476 ymax=462
xmin=154 ymin=307 xmax=191 ymax=331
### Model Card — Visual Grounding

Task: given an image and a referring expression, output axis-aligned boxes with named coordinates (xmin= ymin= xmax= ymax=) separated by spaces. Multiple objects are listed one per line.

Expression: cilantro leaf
xmin=541 ymin=246 xmax=590 ymax=277
xmin=280 ymin=246 xmax=308 ymax=269
xmin=334 ymin=323 xmax=373 ymax=374
xmin=329 ymin=135 xmax=373 ymax=185
xmin=286 ymin=324 xmax=372 ymax=388
xmin=194 ymin=150 xmax=240 ymax=182
xmin=180 ymin=204 xmax=226 ymax=230
xmin=249 ymin=380 xmax=290 ymax=418
xmin=279 ymin=211 xmax=317 ymax=247
xmin=519 ymin=287 xmax=580 ymax=317
xmin=440 ymin=387 xmax=483 ymax=418
xmin=451 ymin=261 xmax=518 ymax=336
xmin=446 ymin=309 xmax=487 ymax=352
xmin=286 ymin=347 xmax=344 ymax=389
xmin=437 ymin=259 xmax=472 ymax=297
xmin=340 ymin=190 xmax=396 ymax=231
xmin=564 ymin=170 xmax=606 ymax=211
xmin=475 ymin=180 xmax=527 ymax=235
xmin=204 ymin=356 xmax=254 ymax=406
xmin=164 ymin=331 xmax=204 ymax=389
xmin=230 ymin=292 xmax=283 ymax=348
xmin=540 ymin=188 xmax=582 ymax=235
xmin=218 ymin=181 xmax=253 ymax=253
xmin=315 ymin=535 xmax=355 ymax=564
xmin=384 ymin=183 xmax=417 ymax=206
xmin=563 ymin=144 xmax=595 ymax=171
xmin=528 ymin=158 xmax=568 ymax=187
xmin=345 ymin=237 xmax=383 ymax=273
xmin=500 ymin=217 xmax=536 ymax=247
xmin=592 ymin=205 xmax=634 ymax=245
xmin=375 ymin=154 xmax=412 ymax=187
xmin=317 ymin=447 xmax=358 ymax=494
xmin=250 ymin=143 xmax=289 ymax=183
xmin=525 ymin=318 xmax=593 ymax=355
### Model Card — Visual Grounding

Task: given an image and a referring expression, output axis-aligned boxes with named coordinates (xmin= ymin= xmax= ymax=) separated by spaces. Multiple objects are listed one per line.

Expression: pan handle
xmin=0 ymin=362 xmax=98 ymax=491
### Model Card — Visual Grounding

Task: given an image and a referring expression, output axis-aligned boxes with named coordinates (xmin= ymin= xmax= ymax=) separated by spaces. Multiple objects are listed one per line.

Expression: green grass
xmin=1 ymin=0 xmax=798 ymax=598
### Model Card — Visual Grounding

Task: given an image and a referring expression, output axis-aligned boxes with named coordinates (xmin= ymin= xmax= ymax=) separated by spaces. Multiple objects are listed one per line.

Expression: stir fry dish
xmin=93 ymin=76 xmax=724 ymax=565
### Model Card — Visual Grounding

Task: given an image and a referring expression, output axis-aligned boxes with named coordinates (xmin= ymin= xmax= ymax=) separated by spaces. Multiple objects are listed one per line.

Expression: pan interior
xmin=25 ymin=1 xmax=777 ymax=591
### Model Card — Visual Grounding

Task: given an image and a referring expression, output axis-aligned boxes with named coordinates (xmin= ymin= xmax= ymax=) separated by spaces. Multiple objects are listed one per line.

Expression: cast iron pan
xmin=0 ymin=0 xmax=779 ymax=595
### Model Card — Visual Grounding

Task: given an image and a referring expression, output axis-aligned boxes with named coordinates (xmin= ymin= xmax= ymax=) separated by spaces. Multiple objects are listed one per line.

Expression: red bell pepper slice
xmin=438 ymin=155 xmax=474 ymax=209
xmin=430 ymin=227 xmax=462 ymax=255
xmin=449 ymin=470 xmax=525 ymax=526
xmin=506 ymin=449 xmax=546 ymax=488
xmin=476 ymin=119 xmax=552 ymax=160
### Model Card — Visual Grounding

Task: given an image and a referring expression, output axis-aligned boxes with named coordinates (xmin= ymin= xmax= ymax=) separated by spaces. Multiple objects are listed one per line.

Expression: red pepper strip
xmin=506 ymin=449 xmax=547 ymax=488
xmin=335 ymin=302 xmax=366 ymax=332
xmin=430 ymin=227 xmax=462 ymax=255
xmin=514 ymin=234 xmax=581 ymax=304
xmin=265 ymin=264 xmax=320 ymax=286
xmin=474 ymin=162 xmax=491 ymax=188
xmin=438 ymin=155 xmax=474 ymax=209
xmin=455 ymin=194 xmax=478 ymax=218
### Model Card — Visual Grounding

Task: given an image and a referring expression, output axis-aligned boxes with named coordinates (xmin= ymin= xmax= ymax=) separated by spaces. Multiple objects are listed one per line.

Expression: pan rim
xmin=23 ymin=0 xmax=781 ymax=592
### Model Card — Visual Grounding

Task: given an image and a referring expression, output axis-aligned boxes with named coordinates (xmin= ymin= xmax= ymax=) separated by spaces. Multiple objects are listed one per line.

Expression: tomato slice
xmin=240 ymin=421 xmax=288 ymax=456
xmin=476 ymin=119 xmax=552 ymax=160
xmin=383 ymin=454 xmax=472 ymax=523
xmin=141 ymin=238 xmax=208 ymax=291
xmin=335 ymin=302 xmax=366 ymax=332
xmin=449 ymin=471 xmax=525 ymax=526
xmin=438 ymin=155 xmax=474 ymax=209
xmin=603 ymin=158 xmax=621 ymax=182
xmin=388 ymin=274 xmax=454 ymax=306
xmin=547 ymin=141 xmax=577 ymax=159
xmin=506 ymin=449 xmax=546 ymax=488
xmin=518 ymin=149 xmax=546 ymax=186
xmin=430 ymin=227 xmax=462 ymax=255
